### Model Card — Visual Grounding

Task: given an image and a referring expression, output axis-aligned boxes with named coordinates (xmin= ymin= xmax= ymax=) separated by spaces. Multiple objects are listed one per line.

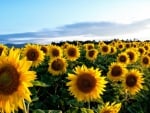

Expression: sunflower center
xmin=52 ymin=48 xmax=59 ymax=57
xmin=77 ymin=73 xmax=96 ymax=93
xmin=88 ymin=50 xmax=95 ymax=57
xmin=118 ymin=44 xmax=123 ymax=49
xmin=119 ymin=55 xmax=127 ymax=62
xmin=51 ymin=59 xmax=64 ymax=71
xmin=26 ymin=48 xmax=39 ymax=61
xmin=126 ymin=74 xmax=137 ymax=87
xmin=102 ymin=46 xmax=108 ymax=52
xmin=126 ymin=44 xmax=130 ymax=48
xmin=88 ymin=45 xmax=93 ymax=50
xmin=142 ymin=57 xmax=149 ymax=64
xmin=127 ymin=52 xmax=134 ymax=61
xmin=0 ymin=47 xmax=3 ymax=55
xmin=0 ymin=65 xmax=19 ymax=95
xmin=111 ymin=48 xmax=114 ymax=53
xmin=111 ymin=66 xmax=122 ymax=77
xmin=68 ymin=48 xmax=76 ymax=57
xmin=139 ymin=48 xmax=144 ymax=54
xmin=41 ymin=46 xmax=47 ymax=53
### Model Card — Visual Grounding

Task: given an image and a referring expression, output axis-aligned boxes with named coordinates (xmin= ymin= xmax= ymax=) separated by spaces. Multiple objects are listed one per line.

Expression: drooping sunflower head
xmin=49 ymin=45 xmax=63 ymax=58
xmin=100 ymin=44 xmax=111 ymax=55
xmin=22 ymin=44 xmax=45 ymax=67
xmin=99 ymin=102 xmax=121 ymax=113
xmin=40 ymin=45 xmax=49 ymax=55
xmin=64 ymin=44 xmax=80 ymax=61
xmin=0 ymin=44 xmax=8 ymax=56
xmin=48 ymin=57 xmax=68 ymax=76
xmin=125 ymin=48 xmax=139 ymax=64
xmin=0 ymin=48 xmax=36 ymax=113
xmin=117 ymin=52 xmax=129 ymax=65
xmin=86 ymin=49 xmax=98 ymax=61
xmin=107 ymin=62 xmax=128 ymax=81
xmin=123 ymin=69 xmax=144 ymax=95
xmin=140 ymin=55 xmax=150 ymax=68
xmin=66 ymin=65 xmax=107 ymax=102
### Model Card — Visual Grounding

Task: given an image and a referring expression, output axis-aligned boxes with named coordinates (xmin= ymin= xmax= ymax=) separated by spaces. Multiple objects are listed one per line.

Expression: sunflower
xmin=125 ymin=43 xmax=131 ymax=49
xmin=0 ymin=44 xmax=7 ymax=56
xmin=117 ymin=52 xmax=129 ymax=65
xmin=22 ymin=44 xmax=45 ymax=67
xmin=117 ymin=42 xmax=125 ymax=51
xmin=86 ymin=49 xmax=98 ymax=61
xmin=40 ymin=45 xmax=49 ymax=55
xmin=99 ymin=102 xmax=121 ymax=113
xmin=138 ymin=47 xmax=145 ymax=56
xmin=107 ymin=62 xmax=128 ymax=81
xmin=110 ymin=46 xmax=117 ymax=55
xmin=84 ymin=43 xmax=95 ymax=50
xmin=125 ymin=48 xmax=139 ymax=64
xmin=48 ymin=57 xmax=67 ymax=76
xmin=66 ymin=65 xmax=107 ymax=102
xmin=123 ymin=69 xmax=144 ymax=95
xmin=0 ymin=48 xmax=36 ymax=113
xmin=140 ymin=55 xmax=150 ymax=68
xmin=99 ymin=44 xmax=111 ymax=55
xmin=64 ymin=44 xmax=80 ymax=61
xmin=49 ymin=45 xmax=63 ymax=58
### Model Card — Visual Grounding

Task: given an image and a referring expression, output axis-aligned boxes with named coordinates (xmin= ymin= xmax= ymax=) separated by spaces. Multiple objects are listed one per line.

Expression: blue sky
xmin=0 ymin=0 xmax=150 ymax=43
xmin=0 ymin=0 xmax=150 ymax=34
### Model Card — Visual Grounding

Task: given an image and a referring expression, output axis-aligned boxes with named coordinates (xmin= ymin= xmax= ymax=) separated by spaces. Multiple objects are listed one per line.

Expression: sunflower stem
xmin=87 ymin=101 xmax=90 ymax=109
xmin=23 ymin=99 xmax=28 ymax=113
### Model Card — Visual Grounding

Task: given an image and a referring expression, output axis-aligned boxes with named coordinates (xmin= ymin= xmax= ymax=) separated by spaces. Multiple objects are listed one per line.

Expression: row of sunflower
xmin=0 ymin=40 xmax=150 ymax=113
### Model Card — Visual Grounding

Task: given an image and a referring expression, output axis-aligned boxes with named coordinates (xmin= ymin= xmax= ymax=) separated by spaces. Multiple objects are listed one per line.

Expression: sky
xmin=0 ymin=0 xmax=150 ymax=43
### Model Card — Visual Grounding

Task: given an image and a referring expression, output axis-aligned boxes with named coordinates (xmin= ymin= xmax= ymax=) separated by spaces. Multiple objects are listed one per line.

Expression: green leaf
xmin=32 ymin=80 xmax=49 ymax=87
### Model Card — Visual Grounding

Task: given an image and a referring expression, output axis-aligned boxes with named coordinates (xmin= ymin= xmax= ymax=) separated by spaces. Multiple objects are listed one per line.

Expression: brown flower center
xmin=0 ymin=64 xmax=20 ymax=95
xmin=119 ymin=55 xmax=127 ymax=62
xmin=68 ymin=47 xmax=76 ymax=57
xmin=126 ymin=74 xmax=137 ymax=87
xmin=88 ymin=50 xmax=95 ymax=57
xmin=138 ymin=48 xmax=144 ymax=54
xmin=41 ymin=46 xmax=47 ymax=53
xmin=77 ymin=73 xmax=96 ymax=93
xmin=127 ymin=52 xmax=134 ymax=61
xmin=102 ymin=46 xmax=108 ymax=52
xmin=52 ymin=48 xmax=60 ymax=57
xmin=26 ymin=48 xmax=39 ymax=61
xmin=111 ymin=65 xmax=122 ymax=77
xmin=51 ymin=59 xmax=64 ymax=71
xmin=142 ymin=57 xmax=149 ymax=64
xmin=87 ymin=45 xmax=93 ymax=50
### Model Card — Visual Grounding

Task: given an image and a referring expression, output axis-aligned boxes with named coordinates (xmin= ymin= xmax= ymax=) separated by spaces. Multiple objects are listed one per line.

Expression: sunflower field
xmin=0 ymin=39 xmax=150 ymax=113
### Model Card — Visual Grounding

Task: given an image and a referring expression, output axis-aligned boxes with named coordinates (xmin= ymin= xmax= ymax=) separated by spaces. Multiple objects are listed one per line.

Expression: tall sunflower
xmin=117 ymin=52 xmax=129 ymax=65
xmin=66 ymin=65 xmax=107 ymax=102
xmin=64 ymin=44 xmax=80 ymax=61
xmin=22 ymin=44 xmax=45 ymax=67
xmin=123 ymin=69 xmax=144 ymax=95
xmin=85 ymin=49 xmax=98 ymax=61
xmin=99 ymin=102 xmax=121 ymax=113
xmin=0 ymin=48 xmax=36 ymax=113
xmin=49 ymin=45 xmax=63 ymax=58
xmin=107 ymin=62 xmax=128 ymax=81
xmin=48 ymin=57 xmax=68 ymax=76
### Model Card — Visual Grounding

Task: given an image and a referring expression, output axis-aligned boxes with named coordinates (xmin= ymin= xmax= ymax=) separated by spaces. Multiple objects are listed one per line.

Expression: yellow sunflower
xmin=117 ymin=52 xmax=129 ymax=65
xmin=110 ymin=46 xmax=117 ymax=55
xmin=64 ymin=44 xmax=80 ymax=61
xmin=66 ymin=65 xmax=107 ymax=102
xmin=125 ymin=43 xmax=131 ymax=49
xmin=123 ymin=69 xmax=144 ymax=95
xmin=140 ymin=55 xmax=150 ymax=68
xmin=40 ymin=45 xmax=49 ymax=55
xmin=0 ymin=48 xmax=36 ymax=113
xmin=84 ymin=43 xmax=95 ymax=50
xmin=49 ymin=45 xmax=63 ymax=58
xmin=0 ymin=44 xmax=7 ymax=56
xmin=86 ymin=49 xmax=98 ymax=61
xmin=22 ymin=44 xmax=45 ymax=67
xmin=117 ymin=42 xmax=125 ymax=51
xmin=99 ymin=102 xmax=121 ymax=113
xmin=48 ymin=57 xmax=67 ymax=76
xmin=107 ymin=62 xmax=128 ymax=81
xmin=138 ymin=47 xmax=145 ymax=56
xmin=125 ymin=48 xmax=139 ymax=64
xmin=99 ymin=44 xmax=111 ymax=55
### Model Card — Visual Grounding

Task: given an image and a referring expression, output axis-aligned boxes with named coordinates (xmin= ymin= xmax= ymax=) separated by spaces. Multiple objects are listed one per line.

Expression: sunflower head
xmin=64 ymin=44 xmax=80 ymax=61
xmin=100 ymin=44 xmax=111 ymax=55
xmin=141 ymin=55 xmax=150 ymax=67
xmin=84 ymin=43 xmax=95 ymax=50
xmin=138 ymin=47 xmax=145 ymax=56
xmin=49 ymin=45 xmax=62 ymax=58
xmin=110 ymin=46 xmax=117 ymax=55
xmin=117 ymin=52 xmax=129 ymax=65
xmin=0 ymin=48 xmax=36 ymax=113
xmin=123 ymin=69 xmax=144 ymax=95
xmin=41 ymin=45 xmax=49 ymax=55
xmin=86 ymin=49 xmax=98 ymax=61
xmin=23 ymin=44 xmax=45 ymax=67
xmin=48 ymin=57 xmax=67 ymax=76
xmin=107 ymin=62 xmax=127 ymax=81
xmin=99 ymin=102 xmax=121 ymax=113
xmin=66 ymin=65 xmax=107 ymax=102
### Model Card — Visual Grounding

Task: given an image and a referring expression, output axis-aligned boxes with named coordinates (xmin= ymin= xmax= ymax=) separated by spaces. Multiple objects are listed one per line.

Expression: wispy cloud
xmin=0 ymin=19 xmax=150 ymax=44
